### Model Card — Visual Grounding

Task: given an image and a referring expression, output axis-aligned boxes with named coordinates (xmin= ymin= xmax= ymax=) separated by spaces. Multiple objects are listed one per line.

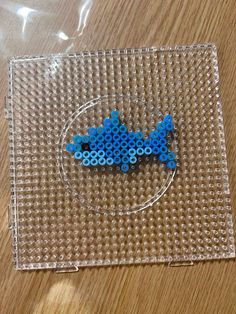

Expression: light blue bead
xmin=91 ymin=158 xmax=98 ymax=166
xmin=98 ymin=158 xmax=106 ymax=165
xmin=129 ymin=148 xmax=136 ymax=156
xmin=88 ymin=127 xmax=97 ymax=136
xmin=144 ymin=147 xmax=152 ymax=155
xmin=66 ymin=143 xmax=76 ymax=153
xmin=74 ymin=151 xmax=82 ymax=159
xmin=107 ymin=157 xmax=114 ymax=165
xmin=82 ymin=158 xmax=90 ymax=166
xmin=83 ymin=151 xmax=90 ymax=158
xmin=97 ymin=150 xmax=105 ymax=158
xmin=90 ymin=151 xmax=98 ymax=158
xmin=121 ymin=163 xmax=129 ymax=173
xmin=111 ymin=111 xmax=119 ymax=119
xmin=129 ymin=156 xmax=137 ymax=164
xmin=137 ymin=148 xmax=144 ymax=155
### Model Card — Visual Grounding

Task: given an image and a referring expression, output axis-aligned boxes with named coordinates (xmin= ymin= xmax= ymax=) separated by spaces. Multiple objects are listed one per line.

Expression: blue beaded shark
xmin=65 ymin=111 xmax=177 ymax=173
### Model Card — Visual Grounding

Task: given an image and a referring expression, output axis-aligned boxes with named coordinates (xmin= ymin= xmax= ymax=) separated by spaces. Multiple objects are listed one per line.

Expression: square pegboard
xmin=7 ymin=44 xmax=235 ymax=270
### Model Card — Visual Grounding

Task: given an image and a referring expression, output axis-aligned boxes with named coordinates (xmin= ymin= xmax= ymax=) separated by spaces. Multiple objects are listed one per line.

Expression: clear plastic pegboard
xmin=7 ymin=44 xmax=235 ymax=270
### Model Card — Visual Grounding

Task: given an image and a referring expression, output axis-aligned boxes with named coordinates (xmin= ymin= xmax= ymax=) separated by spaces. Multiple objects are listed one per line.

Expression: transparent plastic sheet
xmin=1 ymin=3 xmax=235 ymax=270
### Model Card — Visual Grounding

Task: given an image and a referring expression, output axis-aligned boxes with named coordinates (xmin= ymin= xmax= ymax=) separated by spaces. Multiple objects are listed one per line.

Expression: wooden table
xmin=1 ymin=1 xmax=236 ymax=313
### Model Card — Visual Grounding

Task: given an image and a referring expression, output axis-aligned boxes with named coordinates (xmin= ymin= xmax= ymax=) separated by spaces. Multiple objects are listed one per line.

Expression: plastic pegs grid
xmin=7 ymin=44 xmax=235 ymax=270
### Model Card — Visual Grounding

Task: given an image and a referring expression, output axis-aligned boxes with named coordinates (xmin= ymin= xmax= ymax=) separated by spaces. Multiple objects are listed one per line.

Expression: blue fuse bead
xmin=113 ymin=150 xmax=121 ymax=157
xmin=159 ymin=145 xmax=168 ymax=154
xmin=104 ymin=118 xmax=111 ymax=127
xmin=81 ymin=135 xmax=90 ymax=143
xmin=97 ymin=134 xmax=105 ymax=142
xmin=90 ymin=143 xmax=97 ymax=150
xmin=121 ymin=149 xmax=128 ymax=156
xmin=105 ymin=142 xmax=113 ymax=150
xmin=150 ymin=131 xmax=158 ymax=139
xmin=136 ymin=140 xmax=143 ymax=148
xmin=159 ymin=138 xmax=167 ymax=146
xmin=129 ymin=156 xmax=137 ymax=164
xmin=120 ymin=125 xmax=127 ymax=133
xmin=113 ymin=140 xmax=121 ymax=148
xmin=137 ymin=148 xmax=144 ymax=156
xmin=66 ymin=143 xmax=76 ymax=153
xmin=111 ymin=117 xmax=120 ymax=126
xmin=105 ymin=134 xmax=112 ymax=142
xmin=128 ymin=132 xmax=136 ymax=140
xmin=106 ymin=157 xmax=114 ymax=165
xmin=74 ymin=151 xmax=82 ymax=159
xmin=90 ymin=135 xmax=97 ymax=143
xmin=98 ymin=158 xmax=106 ymax=166
xmin=91 ymin=158 xmax=98 ymax=166
xmin=82 ymin=158 xmax=90 ymax=166
xmin=120 ymin=133 xmax=128 ymax=141
xmin=121 ymin=141 xmax=128 ymax=149
xmin=97 ymin=142 xmax=105 ymax=150
xmin=144 ymin=139 xmax=152 ymax=147
xmin=112 ymin=126 xmax=119 ymax=134
xmin=128 ymin=140 xmax=136 ymax=148
xmin=88 ymin=127 xmax=97 ymax=136
xmin=73 ymin=135 xmax=82 ymax=144
xmin=106 ymin=149 xmax=113 ymax=158
xmin=144 ymin=147 xmax=152 ymax=155
xmin=111 ymin=111 xmax=119 ymax=119
xmin=151 ymin=139 xmax=159 ymax=147
xmin=167 ymin=160 xmax=177 ymax=169
xmin=159 ymin=154 xmax=168 ymax=162
xmin=152 ymin=147 xmax=160 ymax=155
xmin=97 ymin=126 xmax=104 ymax=134
xmin=135 ymin=131 xmax=144 ymax=140
xmin=121 ymin=163 xmax=129 ymax=173
xmin=105 ymin=127 xmax=112 ymax=134
xmin=113 ymin=134 xmax=121 ymax=141
xmin=97 ymin=150 xmax=105 ymax=158
xmin=129 ymin=148 xmax=136 ymax=156
xmin=165 ymin=122 xmax=174 ymax=132
xmin=168 ymin=151 xmax=176 ymax=160
xmin=114 ymin=156 xmax=121 ymax=164
xmin=157 ymin=130 xmax=167 ymax=138
xmin=122 ymin=156 xmax=129 ymax=164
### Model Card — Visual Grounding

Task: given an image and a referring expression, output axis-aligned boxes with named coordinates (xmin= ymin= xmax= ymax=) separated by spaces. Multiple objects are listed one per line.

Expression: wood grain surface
xmin=1 ymin=0 xmax=236 ymax=313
